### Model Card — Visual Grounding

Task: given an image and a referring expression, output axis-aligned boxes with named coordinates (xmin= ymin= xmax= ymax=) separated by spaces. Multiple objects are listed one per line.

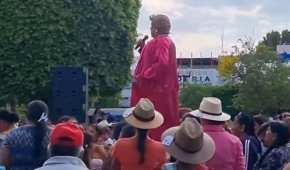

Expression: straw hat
xmin=123 ymin=98 xmax=164 ymax=129
xmin=161 ymin=117 xmax=215 ymax=164
xmin=190 ymin=97 xmax=231 ymax=122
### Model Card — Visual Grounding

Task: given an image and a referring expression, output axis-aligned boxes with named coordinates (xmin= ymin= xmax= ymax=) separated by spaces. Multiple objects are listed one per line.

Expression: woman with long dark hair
xmin=111 ymin=98 xmax=167 ymax=170
xmin=0 ymin=110 xmax=19 ymax=144
xmin=0 ymin=100 xmax=50 ymax=170
xmin=232 ymin=112 xmax=262 ymax=170
xmin=255 ymin=121 xmax=290 ymax=170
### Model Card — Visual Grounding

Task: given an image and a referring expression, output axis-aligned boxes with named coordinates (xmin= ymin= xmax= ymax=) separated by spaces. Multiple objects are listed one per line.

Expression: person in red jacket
xmin=131 ymin=14 xmax=179 ymax=141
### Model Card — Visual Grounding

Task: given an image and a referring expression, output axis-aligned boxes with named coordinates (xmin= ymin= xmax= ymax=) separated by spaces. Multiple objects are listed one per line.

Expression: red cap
xmin=51 ymin=122 xmax=84 ymax=147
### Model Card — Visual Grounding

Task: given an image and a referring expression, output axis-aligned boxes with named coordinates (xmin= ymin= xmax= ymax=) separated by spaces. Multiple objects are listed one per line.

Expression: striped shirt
xmin=243 ymin=136 xmax=261 ymax=170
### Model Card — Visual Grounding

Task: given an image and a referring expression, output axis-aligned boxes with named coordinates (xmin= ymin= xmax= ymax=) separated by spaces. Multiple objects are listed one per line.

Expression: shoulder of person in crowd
xmin=162 ymin=162 xmax=176 ymax=170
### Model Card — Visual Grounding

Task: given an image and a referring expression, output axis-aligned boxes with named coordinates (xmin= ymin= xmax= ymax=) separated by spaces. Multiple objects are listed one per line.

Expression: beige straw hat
xmin=123 ymin=98 xmax=164 ymax=129
xmin=161 ymin=117 xmax=215 ymax=164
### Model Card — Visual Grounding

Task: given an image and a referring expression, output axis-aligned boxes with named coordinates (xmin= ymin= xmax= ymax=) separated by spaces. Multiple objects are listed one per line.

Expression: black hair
xmin=202 ymin=119 xmax=225 ymax=125
xmin=236 ymin=112 xmax=256 ymax=136
xmin=56 ymin=115 xmax=77 ymax=124
xmin=176 ymin=161 xmax=194 ymax=170
xmin=253 ymin=114 xmax=269 ymax=126
xmin=27 ymin=100 xmax=49 ymax=166
xmin=257 ymin=122 xmax=270 ymax=137
xmin=88 ymin=115 xmax=95 ymax=124
xmin=268 ymin=121 xmax=289 ymax=147
xmin=9 ymin=112 xmax=19 ymax=123
xmin=136 ymin=128 xmax=148 ymax=164
xmin=94 ymin=109 xmax=106 ymax=123
xmin=112 ymin=121 xmax=126 ymax=140
xmin=83 ymin=132 xmax=93 ymax=168
xmin=0 ymin=110 xmax=19 ymax=123
xmin=257 ymin=121 xmax=289 ymax=167
xmin=50 ymin=144 xmax=81 ymax=157
xmin=120 ymin=125 xmax=135 ymax=138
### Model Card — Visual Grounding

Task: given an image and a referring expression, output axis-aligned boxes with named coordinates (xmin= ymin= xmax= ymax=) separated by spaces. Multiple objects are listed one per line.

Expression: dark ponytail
xmin=27 ymin=100 xmax=49 ymax=166
xmin=136 ymin=128 xmax=148 ymax=164
xmin=34 ymin=121 xmax=48 ymax=166
xmin=83 ymin=132 xmax=93 ymax=169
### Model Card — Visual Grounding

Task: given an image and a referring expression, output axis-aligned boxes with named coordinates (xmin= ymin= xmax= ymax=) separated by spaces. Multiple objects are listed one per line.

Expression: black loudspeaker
xmin=51 ymin=66 xmax=88 ymax=123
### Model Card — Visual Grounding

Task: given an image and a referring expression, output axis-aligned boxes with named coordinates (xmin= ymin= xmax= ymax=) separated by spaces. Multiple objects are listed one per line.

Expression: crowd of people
xmin=1 ymin=8 xmax=289 ymax=170
xmin=0 ymin=97 xmax=290 ymax=170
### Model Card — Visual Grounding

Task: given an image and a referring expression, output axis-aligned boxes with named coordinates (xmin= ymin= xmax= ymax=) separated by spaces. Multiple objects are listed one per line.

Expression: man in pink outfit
xmin=131 ymin=14 xmax=179 ymax=141
xmin=190 ymin=97 xmax=245 ymax=170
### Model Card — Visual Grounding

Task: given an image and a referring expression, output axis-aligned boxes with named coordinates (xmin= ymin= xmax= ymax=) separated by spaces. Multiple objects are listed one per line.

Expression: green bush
xmin=0 ymin=0 xmax=140 ymax=104
xmin=180 ymin=85 xmax=238 ymax=116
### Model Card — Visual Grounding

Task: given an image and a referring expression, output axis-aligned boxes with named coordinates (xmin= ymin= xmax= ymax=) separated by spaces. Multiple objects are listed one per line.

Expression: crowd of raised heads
xmin=1 ymin=98 xmax=290 ymax=170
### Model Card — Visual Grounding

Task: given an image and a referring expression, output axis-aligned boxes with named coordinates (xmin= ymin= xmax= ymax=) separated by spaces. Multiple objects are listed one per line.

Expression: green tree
xmin=212 ymin=85 xmax=239 ymax=116
xmin=180 ymin=85 xmax=213 ymax=110
xmin=261 ymin=30 xmax=290 ymax=50
xmin=261 ymin=31 xmax=281 ymax=50
xmin=281 ymin=29 xmax=290 ymax=45
xmin=233 ymin=44 xmax=290 ymax=116
xmin=180 ymin=85 xmax=238 ymax=116
xmin=0 ymin=0 xmax=140 ymax=106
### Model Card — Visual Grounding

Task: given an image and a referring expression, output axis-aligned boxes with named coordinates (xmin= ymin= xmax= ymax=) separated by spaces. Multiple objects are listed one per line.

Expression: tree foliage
xmin=233 ymin=44 xmax=290 ymax=116
xmin=180 ymin=85 xmax=238 ymax=116
xmin=262 ymin=30 xmax=290 ymax=50
xmin=218 ymin=55 xmax=240 ymax=78
xmin=282 ymin=30 xmax=290 ymax=45
xmin=0 ymin=0 xmax=140 ymax=104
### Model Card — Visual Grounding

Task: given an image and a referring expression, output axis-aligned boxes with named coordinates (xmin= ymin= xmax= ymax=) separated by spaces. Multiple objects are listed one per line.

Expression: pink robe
xmin=131 ymin=35 xmax=179 ymax=141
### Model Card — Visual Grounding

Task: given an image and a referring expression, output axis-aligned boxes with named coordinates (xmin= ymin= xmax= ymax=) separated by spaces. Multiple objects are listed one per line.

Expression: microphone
xmin=135 ymin=35 xmax=149 ymax=53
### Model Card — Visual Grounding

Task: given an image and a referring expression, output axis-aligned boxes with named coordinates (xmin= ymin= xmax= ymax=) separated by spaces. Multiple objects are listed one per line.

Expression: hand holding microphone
xmin=135 ymin=35 xmax=148 ymax=54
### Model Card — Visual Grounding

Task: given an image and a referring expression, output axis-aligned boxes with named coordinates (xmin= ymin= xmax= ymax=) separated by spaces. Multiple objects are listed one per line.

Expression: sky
xmin=137 ymin=0 xmax=290 ymax=58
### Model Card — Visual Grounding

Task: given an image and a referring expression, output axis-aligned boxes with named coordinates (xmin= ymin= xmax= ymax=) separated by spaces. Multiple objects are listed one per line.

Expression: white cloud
xmin=209 ymin=5 xmax=263 ymax=17
xmin=141 ymin=0 xmax=186 ymax=19
xmin=258 ymin=19 xmax=271 ymax=26
xmin=189 ymin=5 xmax=264 ymax=23
xmin=137 ymin=1 xmax=289 ymax=58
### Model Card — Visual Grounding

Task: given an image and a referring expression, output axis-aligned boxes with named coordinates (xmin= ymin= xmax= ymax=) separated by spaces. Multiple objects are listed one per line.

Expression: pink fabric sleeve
xmin=235 ymin=140 xmax=246 ymax=170
xmin=142 ymin=44 xmax=170 ymax=80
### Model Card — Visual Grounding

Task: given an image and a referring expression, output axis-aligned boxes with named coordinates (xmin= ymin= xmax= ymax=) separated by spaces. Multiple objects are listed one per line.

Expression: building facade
xmin=177 ymin=58 xmax=223 ymax=86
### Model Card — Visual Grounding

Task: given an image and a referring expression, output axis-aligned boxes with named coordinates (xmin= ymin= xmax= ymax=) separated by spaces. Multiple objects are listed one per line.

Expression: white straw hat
xmin=190 ymin=97 xmax=231 ymax=122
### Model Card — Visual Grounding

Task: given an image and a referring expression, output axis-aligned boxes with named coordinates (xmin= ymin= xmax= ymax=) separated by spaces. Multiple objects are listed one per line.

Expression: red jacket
xmin=131 ymin=35 xmax=179 ymax=141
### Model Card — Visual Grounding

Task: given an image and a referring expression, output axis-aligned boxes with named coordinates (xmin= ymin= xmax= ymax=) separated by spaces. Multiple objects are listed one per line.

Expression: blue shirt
xmin=255 ymin=145 xmax=290 ymax=170
xmin=3 ymin=126 xmax=49 ymax=170
xmin=35 ymin=156 xmax=88 ymax=170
